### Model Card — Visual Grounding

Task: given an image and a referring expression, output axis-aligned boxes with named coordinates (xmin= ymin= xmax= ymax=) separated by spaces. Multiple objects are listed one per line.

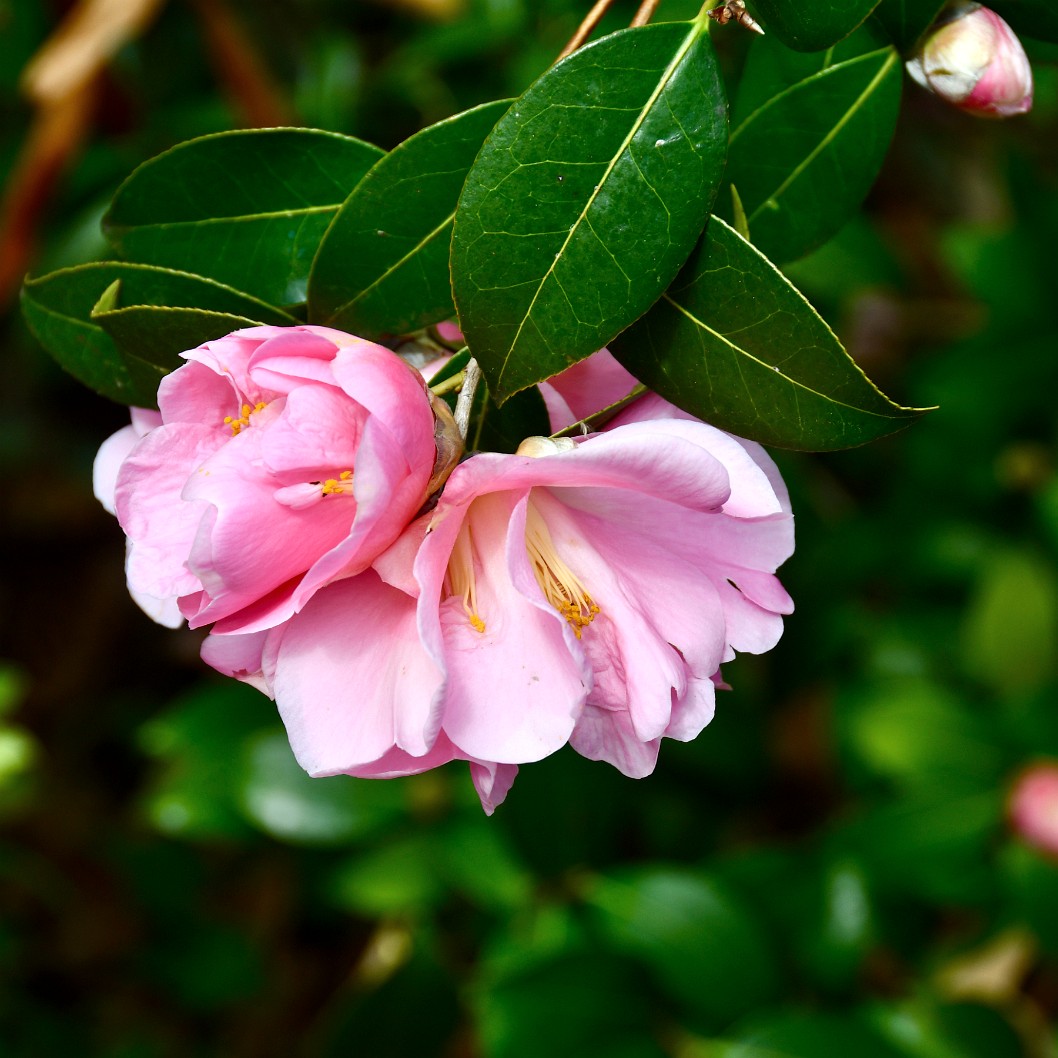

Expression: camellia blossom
xmin=1009 ymin=762 xmax=1058 ymax=858
xmin=93 ymin=325 xmax=447 ymax=635
xmin=906 ymin=3 xmax=1033 ymax=118
xmin=204 ymin=413 xmax=794 ymax=812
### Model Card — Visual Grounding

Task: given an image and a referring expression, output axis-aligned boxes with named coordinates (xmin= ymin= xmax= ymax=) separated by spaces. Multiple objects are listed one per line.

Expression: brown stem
xmin=555 ymin=0 xmax=618 ymax=62
xmin=629 ymin=0 xmax=661 ymax=27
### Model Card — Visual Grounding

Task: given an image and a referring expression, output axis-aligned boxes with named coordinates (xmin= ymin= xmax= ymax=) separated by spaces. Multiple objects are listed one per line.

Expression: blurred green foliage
xmin=2 ymin=1 xmax=1058 ymax=1056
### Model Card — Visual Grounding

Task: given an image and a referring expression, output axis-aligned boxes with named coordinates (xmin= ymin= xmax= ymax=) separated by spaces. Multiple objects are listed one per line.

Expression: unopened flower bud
xmin=1009 ymin=762 xmax=1058 ymax=857
xmin=906 ymin=3 xmax=1033 ymax=118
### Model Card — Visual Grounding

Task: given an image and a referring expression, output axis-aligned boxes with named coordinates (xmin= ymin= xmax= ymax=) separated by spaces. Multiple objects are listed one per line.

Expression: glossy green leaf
xmin=751 ymin=0 xmax=883 ymax=51
xmin=585 ymin=867 xmax=778 ymax=1025
xmin=991 ymin=0 xmax=1058 ymax=42
xmin=871 ymin=0 xmax=946 ymax=49
xmin=611 ymin=217 xmax=926 ymax=451
xmin=103 ymin=128 xmax=384 ymax=306
xmin=723 ymin=45 xmax=902 ymax=263
xmin=452 ymin=16 xmax=728 ymax=402
xmin=21 ymin=262 xmax=295 ymax=406
xmin=309 ymin=99 xmax=511 ymax=338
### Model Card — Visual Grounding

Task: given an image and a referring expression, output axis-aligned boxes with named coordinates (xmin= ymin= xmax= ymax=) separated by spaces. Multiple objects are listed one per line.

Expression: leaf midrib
xmin=496 ymin=19 xmax=705 ymax=389
xmin=747 ymin=49 xmax=899 ymax=225
xmin=108 ymin=204 xmax=338 ymax=234
xmin=661 ymin=293 xmax=914 ymax=421
xmin=328 ymin=212 xmax=454 ymax=321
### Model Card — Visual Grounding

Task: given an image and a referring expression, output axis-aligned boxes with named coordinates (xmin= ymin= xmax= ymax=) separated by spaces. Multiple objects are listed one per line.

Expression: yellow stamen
xmin=321 ymin=469 xmax=353 ymax=495
xmin=525 ymin=503 xmax=599 ymax=638
xmin=445 ymin=525 xmax=486 ymax=633
xmin=223 ymin=401 xmax=267 ymax=436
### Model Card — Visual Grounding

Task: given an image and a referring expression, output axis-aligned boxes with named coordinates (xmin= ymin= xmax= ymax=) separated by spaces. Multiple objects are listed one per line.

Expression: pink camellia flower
xmin=93 ymin=325 xmax=445 ymax=634
xmin=1009 ymin=762 xmax=1058 ymax=858
xmin=204 ymin=417 xmax=793 ymax=812
xmin=907 ymin=3 xmax=1033 ymax=118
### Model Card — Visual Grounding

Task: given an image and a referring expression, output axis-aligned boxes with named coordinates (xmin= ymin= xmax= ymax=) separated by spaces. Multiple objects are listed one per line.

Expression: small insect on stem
xmin=707 ymin=0 xmax=764 ymax=35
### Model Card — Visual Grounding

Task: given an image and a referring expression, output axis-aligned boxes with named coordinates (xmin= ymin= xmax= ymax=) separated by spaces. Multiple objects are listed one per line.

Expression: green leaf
xmin=723 ymin=1013 xmax=905 ymax=1058
xmin=961 ymin=549 xmax=1058 ymax=697
xmin=839 ymin=678 xmax=1008 ymax=793
xmin=990 ymin=0 xmax=1058 ymax=43
xmin=451 ymin=16 xmax=728 ymax=402
xmin=309 ymin=99 xmax=511 ymax=338
xmin=610 ymin=217 xmax=926 ymax=451
xmin=21 ymin=262 xmax=295 ymax=406
xmin=103 ymin=128 xmax=384 ymax=306
xmin=751 ymin=0 xmax=883 ymax=51
xmin=868 ymin=999 xmax=1025 ymax=1058
xmin=871 ymin=0 xmax=946 ymax=50
xmin=239 ymin=732 xmax=407 ymax=846
xmin=585 ymin=867 xmax=778 ymax=1025
xmin=723 ymin=45 xmax=902 ymax=263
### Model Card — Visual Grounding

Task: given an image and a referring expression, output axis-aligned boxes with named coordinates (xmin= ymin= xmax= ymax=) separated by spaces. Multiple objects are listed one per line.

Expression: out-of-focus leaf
xmin=330 ymin=834 xmax=447 ymax=914
xmin=990 ymin=0 xmax=1058 ymax=43
xmin=238 ymin=731 xmax=407 ymax=846
xmin=722 ymin=45 xmax=902 ymax=262
xmin=833 ymin=792 xmax=1003 ymax=904
xmin=452 ymin=16 xmax=727 ymax=401
xmin=438 ymin=817 xmax=533 ymax=911
xmin=585 ymin=867 xmax=778 ymax=1025
xmin=872 ymin=0 xmax=946 ymax=49
xmin=868 ymin=998 xmax=1025 ymax=1058
xmin=138 ymin=681 xmax=275 ymax=840
xmin=317 ymin=950 xmax=462 ymax=1058
xmin=751 ymin=0 xmax=883 ymax=51
xmin=103 ymin=129 xmax=384 ymax=305
xmin=21 ymin=262 xmax=294 ymax=405
xmin=839 ymin=678 xmax=1008 ymax=793
xmin=610 ymin=217 xmax=925 ymax=451
xmin=721 ymin=1012 xmax=905 ymax=1058
xmin=961 ymin=550 xmax=1058 ymax=698
xmin=1001 ymin=843 xmax=1058 ymax=956
xmin=477 ymin=950 xmax=667 ymax=1058
xmin=309 ymin=99 xmax=510 ymax=337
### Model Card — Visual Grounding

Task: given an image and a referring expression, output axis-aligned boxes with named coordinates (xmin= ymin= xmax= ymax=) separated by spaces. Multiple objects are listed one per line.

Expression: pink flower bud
xmin=906 ymin=3 xmax=1033 ymax=118
xmin=1009 ymin=763 xmax=1058 ymax=857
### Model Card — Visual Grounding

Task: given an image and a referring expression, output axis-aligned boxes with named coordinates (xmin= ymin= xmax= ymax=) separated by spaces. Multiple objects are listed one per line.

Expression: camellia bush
xmin=6 ymin=0 xmax=1058 ymax=1053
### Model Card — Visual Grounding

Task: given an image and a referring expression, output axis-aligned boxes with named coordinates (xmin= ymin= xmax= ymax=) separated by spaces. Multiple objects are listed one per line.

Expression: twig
xmin=630 ymin=0 xmax=661 ymax=28
xmin=454 ymin=358 xmax=482 ymax=441
xmin=556 ymin=0 xmax=617 ymax=62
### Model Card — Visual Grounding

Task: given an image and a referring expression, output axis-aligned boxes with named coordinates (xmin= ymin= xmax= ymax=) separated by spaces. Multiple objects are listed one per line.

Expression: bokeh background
xmin=3 ymin=1 xmax=1058 ymax=1055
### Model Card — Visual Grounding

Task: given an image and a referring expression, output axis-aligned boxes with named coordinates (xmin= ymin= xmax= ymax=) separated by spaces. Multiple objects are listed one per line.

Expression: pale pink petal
xmin=416 ymin=491 xmax=589 ymax=764
xmin=94 ymin=425 xmax=142 ymax=515
xmin=272 ymin=574 xmax=444 ymax=774
xmin=200 ymin=628 xmax=275 ymax=695
xmin=539 ymin=350 xmax=639 ymax=431
xmin=570 ymin=704 xmax=662 ymax=779
xmin=115 ymin=424 xmax=217 ymax=602
xmin=470 ymin=760 xmax=519 ymax=815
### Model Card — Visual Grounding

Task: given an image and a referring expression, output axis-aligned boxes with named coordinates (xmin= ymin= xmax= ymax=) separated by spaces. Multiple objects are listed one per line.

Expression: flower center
xmin=223 ymin=401 xmax=267 ymax=435
xmin=524 ymin=502 xmax=599 ymax=639
xmin=320 ymin=470 xmax=353 ymax=496
xmin=445 ymin=525 xmax=486 ymax=634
